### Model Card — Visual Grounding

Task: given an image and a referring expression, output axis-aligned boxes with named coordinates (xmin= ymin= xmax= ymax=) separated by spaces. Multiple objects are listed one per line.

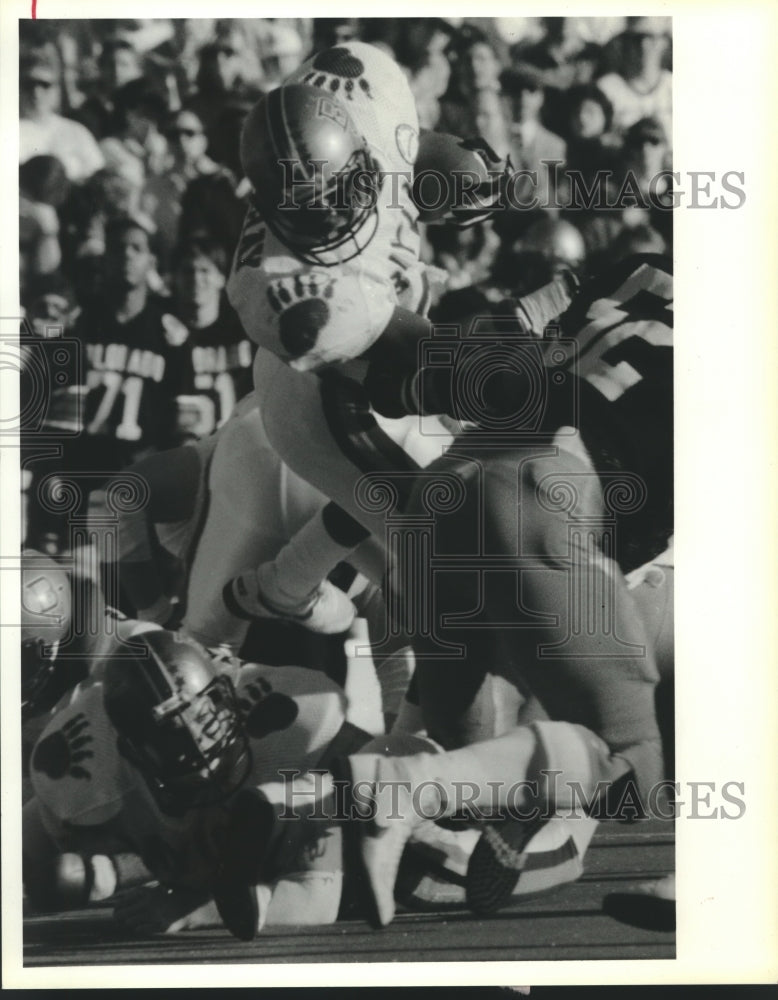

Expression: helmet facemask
xmin=112 ymin=641 xmax=253 ymax=814
xmin=263 ymin=147 xmax=381 ymax=266
xmin=146 ymin=674 xmax=250 ymax=812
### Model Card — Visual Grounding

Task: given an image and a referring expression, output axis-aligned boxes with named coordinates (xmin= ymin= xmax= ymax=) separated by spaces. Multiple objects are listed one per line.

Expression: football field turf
xmin=23 ymin=818 xmax=674 ymax=968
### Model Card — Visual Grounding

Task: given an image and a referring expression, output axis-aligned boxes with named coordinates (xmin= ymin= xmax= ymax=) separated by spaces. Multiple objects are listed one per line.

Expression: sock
xmin=261 ymin=505 xmax=368 ymax=606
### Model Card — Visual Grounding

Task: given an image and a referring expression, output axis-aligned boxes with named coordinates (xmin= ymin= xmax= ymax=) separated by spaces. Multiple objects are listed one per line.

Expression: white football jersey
xmin=227 ymin=42 xmax=425 ymax=372
xmin=30 ymin=654 xmax=346 ymax=888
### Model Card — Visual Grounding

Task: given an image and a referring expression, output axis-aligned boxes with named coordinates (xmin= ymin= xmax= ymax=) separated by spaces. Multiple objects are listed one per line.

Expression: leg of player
xmin=224 ymin=503 xmax=366 ymax=634
xmin=346 ymin=446 xmax=664 ymax=926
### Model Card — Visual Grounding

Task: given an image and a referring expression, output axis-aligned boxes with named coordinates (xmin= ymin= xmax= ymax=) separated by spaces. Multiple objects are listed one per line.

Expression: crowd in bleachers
xmin=19 ymin=15 xmax=673 ymax=555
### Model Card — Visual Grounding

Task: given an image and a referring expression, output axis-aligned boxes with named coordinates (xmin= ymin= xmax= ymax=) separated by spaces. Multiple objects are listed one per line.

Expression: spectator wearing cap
xmin=20 ymin=47 xmax=105 ymax=184
xmin=596 ymin=16 xmax=672 ymax=142
xmin=76 ymin=34 xmax=143 ymax=139
xmin=501 ymin=68 xmax=567 ymax=211
xmin=101 ymin=78 xmax=170 ymax=182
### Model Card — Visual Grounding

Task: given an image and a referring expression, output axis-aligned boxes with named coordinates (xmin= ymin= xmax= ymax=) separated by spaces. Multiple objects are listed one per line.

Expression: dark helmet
xmin=103 ymin=630 xmax=251 ymax=812
xmin=21 ymin=549 xmax=71 ymax=716
xmin=240 ymin=83 xmax=380 ymax=265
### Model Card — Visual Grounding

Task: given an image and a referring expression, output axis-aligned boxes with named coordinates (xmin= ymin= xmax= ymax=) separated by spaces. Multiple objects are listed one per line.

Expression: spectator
xmin=310 ymin=19 xmax=360 ymax=55
xmin=614 ymin=116 xmax=672 ymax=202
xmin=76 ymin=33 xmax=143 ymax=139
xmin=500 ymin=68 xmax=567 ymax=211
xmin=178 ymin=166 xmax=246 ymax=264
xmin=191 ymin=27 xmax=262 ymax=135
xmin=510 ymin=17 xmax=602 ymax=135
xmin=72 ymin=216 xmax=183 ymax=473
xmin=596 ymin=16 xmax=672 ymax=142
xmin=607 ymin=222 xmax=667 ymax=264
xmin=19 ymin=47 xmax=105 ymax=184
xmin=20 ymin=156 xmax=70 ymax=282
xmin=142 ymin=105 xmax=234 ymax=268
xmin=101 ymin=78 xmax=170 ymax=182
xmin=170 ymin=237 xmax=255 ymax=442
xmin=562 ymin=84 xmax=619 ymax=193
xmin=394 ymin=20 xmax=453 ymax=130
xmin=439 ymin=25 xmax=504 ymax=144
xmin=256 ymin=23 xmax=305 ymax=90
xmin=23 ymin=271 xmax=78 ymax=341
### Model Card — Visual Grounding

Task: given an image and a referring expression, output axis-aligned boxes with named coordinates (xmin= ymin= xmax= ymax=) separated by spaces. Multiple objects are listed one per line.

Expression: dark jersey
xmin=364 ymin=254 xmax=673 ymax=571
xmin=74 ymin=294 xmax=184 ymax=467
xmin=546 ymin=254 xmax=673 ymax=570
xmin=171 ymin=306 xmax=255 ymax=441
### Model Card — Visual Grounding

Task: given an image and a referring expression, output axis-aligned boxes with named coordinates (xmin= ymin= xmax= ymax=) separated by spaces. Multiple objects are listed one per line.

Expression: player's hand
xmin=113 ymin=884 xmax=218 ymax=935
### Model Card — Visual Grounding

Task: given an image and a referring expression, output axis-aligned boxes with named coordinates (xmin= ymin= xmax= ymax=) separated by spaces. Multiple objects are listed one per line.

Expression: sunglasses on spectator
xmin=23 ymin=77 xmax=54 ymax=89
xmin=215 ymin=46 xmax=238 ymax=57
xmin=170 ymin=127 xmax=203 ymax=138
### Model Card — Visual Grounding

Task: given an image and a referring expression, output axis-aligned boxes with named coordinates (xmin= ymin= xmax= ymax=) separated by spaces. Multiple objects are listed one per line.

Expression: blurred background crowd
xmin=19 ymin=15 xmax=672 ymax=556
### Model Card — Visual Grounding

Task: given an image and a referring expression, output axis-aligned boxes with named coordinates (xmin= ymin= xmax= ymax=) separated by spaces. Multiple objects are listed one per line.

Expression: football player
xmin=223 ymin=44 xmax=577 ymax=636
xmin=338 ymin=254 xmax=674 ymax=926
xmin=22 ymin=626 xmax=356 ymax=937
xmin=223 ymin=42 xmax=557 ymax=625
xmin=22 ymin=625 xmax=525 ymax=937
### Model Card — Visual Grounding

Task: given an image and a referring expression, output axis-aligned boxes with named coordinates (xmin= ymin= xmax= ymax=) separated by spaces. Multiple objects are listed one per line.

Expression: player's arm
xmin=363 ymin=270 xmax=578 ymax=421
xmin=23 ymin=798 xmax=153 ymax=912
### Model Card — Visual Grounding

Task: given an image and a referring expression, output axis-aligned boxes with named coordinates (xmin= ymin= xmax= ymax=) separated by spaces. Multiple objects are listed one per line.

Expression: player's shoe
xmin=223 ymin=571 xmax=356 ymax=634
xmin=212 ymin=883 xmax=259 ymax=941
xmin=465 ymin=816 xmax=550 ymax=915
xmin=210 ymin=789 xmax=277 ymax=941
xmin=399 ymin=818 xmax=585 ymax=912
xmin=602 ymin=872 xmax=675 ymax=931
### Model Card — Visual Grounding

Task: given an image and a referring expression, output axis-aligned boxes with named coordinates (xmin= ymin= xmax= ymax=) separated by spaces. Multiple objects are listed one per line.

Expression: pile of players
xmin=20 ymin=41 xmax=674 ymax=940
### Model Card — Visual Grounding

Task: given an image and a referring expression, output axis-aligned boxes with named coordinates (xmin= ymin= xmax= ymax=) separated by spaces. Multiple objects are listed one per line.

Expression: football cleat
xmin=398 ymin=818 xmax=585 ymax=912
xmin=602 ymin=873 xmax=675 ymax=932
xmin=223 ymin=569 xmax=356 ymax=635
xmin=465 ymin=816 xmax=549 ymax=915
xmin=213 ymin=883 xmax=259 ymax=942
